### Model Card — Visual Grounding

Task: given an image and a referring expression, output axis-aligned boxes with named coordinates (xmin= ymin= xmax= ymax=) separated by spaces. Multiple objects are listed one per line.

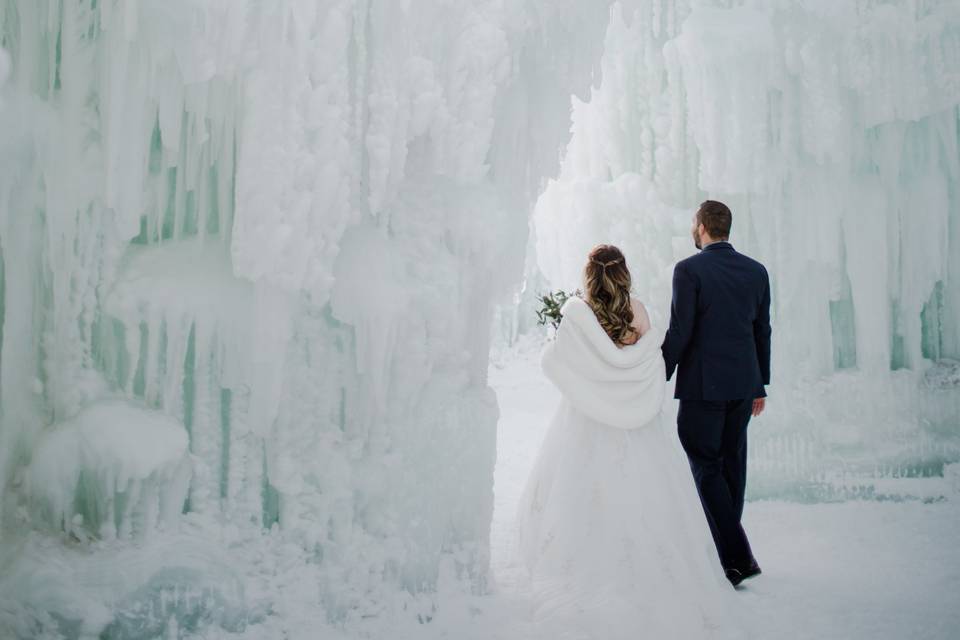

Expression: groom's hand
xmin=751 ymin=398 xmax=765 ymax=417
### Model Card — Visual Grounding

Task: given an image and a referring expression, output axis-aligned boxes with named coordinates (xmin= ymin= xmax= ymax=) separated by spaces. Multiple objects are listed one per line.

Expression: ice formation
xmin=0 ymin=0 xmax=623 ymax=634
xmin=534 ymin=1 xmax=960 ymax=499
xmin=0 ymin=0 xmax=957 ymax=636
xmin=25 ymin=400 xmax=190 ymax=540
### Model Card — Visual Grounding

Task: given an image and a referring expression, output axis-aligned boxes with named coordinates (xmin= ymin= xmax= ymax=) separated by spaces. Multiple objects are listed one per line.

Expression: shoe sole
xmin=728 ymin=567 xmax=761 ymax=588
xmin=738 ymin=568 xmax=762 ymax=584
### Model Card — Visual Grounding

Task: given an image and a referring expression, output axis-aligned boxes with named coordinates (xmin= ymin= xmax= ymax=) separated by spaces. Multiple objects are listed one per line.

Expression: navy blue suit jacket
xmin=661 ymin=242 xmax=771 ymax=401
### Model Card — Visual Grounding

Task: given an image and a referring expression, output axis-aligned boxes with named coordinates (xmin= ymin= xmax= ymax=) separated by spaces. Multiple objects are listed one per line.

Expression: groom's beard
xmin=692 ymin=229 xmax=702 ymax=250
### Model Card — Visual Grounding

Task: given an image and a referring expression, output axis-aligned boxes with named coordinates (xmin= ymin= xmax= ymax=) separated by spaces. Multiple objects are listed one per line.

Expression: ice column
xmin=0 ymin=0 xmax=619 ymax=619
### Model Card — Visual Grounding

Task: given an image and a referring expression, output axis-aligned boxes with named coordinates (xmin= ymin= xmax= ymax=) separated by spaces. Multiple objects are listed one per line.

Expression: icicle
xmin=186 ymin=320 xmax=222 ymax=514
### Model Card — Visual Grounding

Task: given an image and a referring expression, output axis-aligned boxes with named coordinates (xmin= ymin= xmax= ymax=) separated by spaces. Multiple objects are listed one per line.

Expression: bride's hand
xmin=752 ymin=398 xmax=765 ymax=417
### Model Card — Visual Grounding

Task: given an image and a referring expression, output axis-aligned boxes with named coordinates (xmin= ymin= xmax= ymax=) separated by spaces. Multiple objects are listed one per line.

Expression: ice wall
xmin=535 ymin=0 xmax=960 ymax=500
xmin=0 ymin=0 xmax=620 ymax=633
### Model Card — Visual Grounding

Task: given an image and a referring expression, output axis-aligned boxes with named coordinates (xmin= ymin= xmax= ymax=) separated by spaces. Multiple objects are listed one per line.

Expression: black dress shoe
xmin=741 ymin=559 xmax=762 ymax=581
xmin=726 ymin=560 xmax=761 ymax=587
xmin=725 ymin=568 xmax=745 ymax=586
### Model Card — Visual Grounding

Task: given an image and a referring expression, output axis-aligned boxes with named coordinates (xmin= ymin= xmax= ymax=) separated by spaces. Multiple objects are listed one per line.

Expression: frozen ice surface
xmin=0 ymin=533 xmax=248 ymax=639
xmin=26 ymin=400 xmax=190 ymax=540
xmin=924 ymin=359 xmax=960 ymax=389
xmin=0 ymin=0 xmax=621 ymax=635
xmin=0 ymin=0 xmax=958 ymax=637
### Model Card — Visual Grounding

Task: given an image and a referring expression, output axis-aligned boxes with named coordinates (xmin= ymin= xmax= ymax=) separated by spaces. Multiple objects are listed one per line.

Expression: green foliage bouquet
xmin=535 ymin=289 xmax=581 ymax=329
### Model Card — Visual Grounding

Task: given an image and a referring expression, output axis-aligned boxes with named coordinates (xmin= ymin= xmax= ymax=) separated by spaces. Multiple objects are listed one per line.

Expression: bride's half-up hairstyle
xmin=583 ymin=244 xmax=637 ymax=346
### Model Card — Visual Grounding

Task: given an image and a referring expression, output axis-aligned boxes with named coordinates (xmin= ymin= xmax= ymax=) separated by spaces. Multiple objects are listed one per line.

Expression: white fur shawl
xmin=541 ymin=296 xmax=666 ymax=430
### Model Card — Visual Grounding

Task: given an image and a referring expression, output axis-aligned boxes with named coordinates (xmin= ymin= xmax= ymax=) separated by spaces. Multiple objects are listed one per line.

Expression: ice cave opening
xmin=0 ymin=1 xmax=958 ymax=639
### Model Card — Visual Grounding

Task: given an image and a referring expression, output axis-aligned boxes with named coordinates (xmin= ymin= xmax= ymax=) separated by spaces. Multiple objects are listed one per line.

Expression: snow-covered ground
xmin=0 ymin=337 xmax=957 ymax=639
xmin=488 ymin=339 xmax=960 ymax=640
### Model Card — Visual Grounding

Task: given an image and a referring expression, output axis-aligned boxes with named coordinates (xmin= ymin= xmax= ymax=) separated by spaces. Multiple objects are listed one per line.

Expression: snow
xmin=0 ymin=533 xmax=248 ymax=639
xmin=488 ymin=339 xmax=960 ymax=640
xmin=25 ymin=400 xmax=190 ymax=541
xmin=3 ymin=343 xmax=955 ymax=639
xmin=741 ymin=501 xmax=960 ymax=640
xmin=0 ymin=0 xmax=957 ymax=637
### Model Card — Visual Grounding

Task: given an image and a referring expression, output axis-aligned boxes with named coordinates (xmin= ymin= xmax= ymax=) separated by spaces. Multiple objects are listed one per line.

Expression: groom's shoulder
xmin=735 ymin=250 xmax=769 ymax=278
xmin=675 ymin=251 xmax=704 ymax=268
xmin=675 ymin=250 xmax=710 ymax=272
xmin=677 ymin=246 xmax=768 ymax=279
xmin=672 ymin=253 xmax=707 ymax=283
xmin=731 ymin=251 xmax=770 ymax=290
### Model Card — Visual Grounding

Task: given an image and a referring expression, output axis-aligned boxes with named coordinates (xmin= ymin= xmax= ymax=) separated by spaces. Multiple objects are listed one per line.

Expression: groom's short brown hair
xmin=696 ymin=200 xmax=732 ymax=240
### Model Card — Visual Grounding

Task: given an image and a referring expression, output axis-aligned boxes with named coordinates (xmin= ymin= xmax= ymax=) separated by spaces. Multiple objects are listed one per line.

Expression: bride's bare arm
xmin=630 ymin=298 xmax=651 ymax=337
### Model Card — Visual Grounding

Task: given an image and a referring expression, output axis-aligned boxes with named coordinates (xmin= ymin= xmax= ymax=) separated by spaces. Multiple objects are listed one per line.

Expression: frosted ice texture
xmin=25 ymin=400 xmax=190 ymax=541
xmin=534 ymin=0 xmax=960 ymax=500
xmin=0 ymin=0 xmax=621 ymax=631
xmin=1 ymin=0 xmax=956 ymax=635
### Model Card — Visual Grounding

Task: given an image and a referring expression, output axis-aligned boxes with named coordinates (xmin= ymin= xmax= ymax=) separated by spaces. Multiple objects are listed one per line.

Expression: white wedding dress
xmin=516 ymin=297 xmax=743 ymax=639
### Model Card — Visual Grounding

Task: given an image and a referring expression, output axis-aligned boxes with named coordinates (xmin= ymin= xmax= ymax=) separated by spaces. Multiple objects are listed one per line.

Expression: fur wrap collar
xmin=540 ymin=297 xmax=666 ymax=430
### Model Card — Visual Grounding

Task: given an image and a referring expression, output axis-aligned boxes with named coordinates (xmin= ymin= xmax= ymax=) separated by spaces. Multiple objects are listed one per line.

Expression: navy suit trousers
xmin=677 ymin=398 xmax=755 ymax=569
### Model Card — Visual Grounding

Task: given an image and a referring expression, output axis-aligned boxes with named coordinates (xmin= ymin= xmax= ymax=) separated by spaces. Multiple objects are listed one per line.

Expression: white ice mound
xmin=26 ymin=400 xmax=191 ymax=539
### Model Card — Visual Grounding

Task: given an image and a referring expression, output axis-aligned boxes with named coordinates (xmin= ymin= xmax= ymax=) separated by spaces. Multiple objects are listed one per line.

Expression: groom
xmin=662 ymin=200 xmax=771 ymax=587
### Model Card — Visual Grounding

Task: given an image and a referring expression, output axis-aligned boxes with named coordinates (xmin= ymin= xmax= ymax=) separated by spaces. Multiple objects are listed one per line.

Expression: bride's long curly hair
xmin=583 ymin=244 xmax=637 ymax=346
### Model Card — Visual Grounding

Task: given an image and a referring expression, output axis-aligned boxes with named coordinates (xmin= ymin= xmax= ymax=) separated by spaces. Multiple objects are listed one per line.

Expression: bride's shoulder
xmin=629 ymin=297 xmax=648 ymax=314
xmin=630 ymin=297 xmax=652 ymax=334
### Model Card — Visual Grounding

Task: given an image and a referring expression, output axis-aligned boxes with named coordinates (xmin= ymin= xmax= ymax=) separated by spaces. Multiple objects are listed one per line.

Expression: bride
xmin=516 ymin=244 xmax=742 ymax=639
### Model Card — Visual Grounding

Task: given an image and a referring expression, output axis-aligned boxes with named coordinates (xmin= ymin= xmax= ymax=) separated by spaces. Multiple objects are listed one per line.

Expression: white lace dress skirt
xmin=517 ymin=400 xmax=744 ymax=640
